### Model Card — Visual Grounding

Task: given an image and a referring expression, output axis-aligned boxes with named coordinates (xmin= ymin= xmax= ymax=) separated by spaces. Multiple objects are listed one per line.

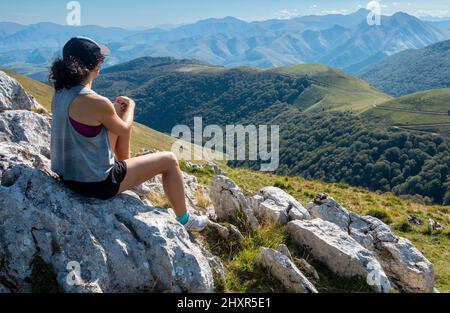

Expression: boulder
xmin=287 ymin=219 xmax=391 ymax=293
xmin=207 ymin=221 xmax=245 ymax=241
xmin=209 ymin=175 xmax=259 ymax=230
xmin=0 ymin=71 xmax=45 ymax=112
xmin=0 ymin=165 xmax=214 ymax=293
xmin=306 ymin=194 xmax=435 ymax=293
xmin=0 ymin=110 xmax=215 ymax=293
xmin=0 ymin=110 xmax=52 ymax=180
xmin=249 ymin=187 xmax=310 ymax=225
xmin=256 ymin=247 xmax=318 ymax=293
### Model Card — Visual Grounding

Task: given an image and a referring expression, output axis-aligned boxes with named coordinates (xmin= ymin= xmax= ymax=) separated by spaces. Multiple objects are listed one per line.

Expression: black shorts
xmin=63 ymin=161 xmax=128 ymax=200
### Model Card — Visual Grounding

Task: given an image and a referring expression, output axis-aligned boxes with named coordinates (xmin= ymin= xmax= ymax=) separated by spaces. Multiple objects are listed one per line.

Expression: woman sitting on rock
xmin=49 ymin=37 xmax=207 ymax=232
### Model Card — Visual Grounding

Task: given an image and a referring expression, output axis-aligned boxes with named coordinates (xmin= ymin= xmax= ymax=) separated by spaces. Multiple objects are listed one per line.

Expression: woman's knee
xmin=160 ymin=152 xmax=179 ymax=171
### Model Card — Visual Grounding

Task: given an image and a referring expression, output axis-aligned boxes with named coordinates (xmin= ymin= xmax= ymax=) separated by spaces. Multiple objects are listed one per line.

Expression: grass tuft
xmin=366 ymin=209 xmax=394 ymax=225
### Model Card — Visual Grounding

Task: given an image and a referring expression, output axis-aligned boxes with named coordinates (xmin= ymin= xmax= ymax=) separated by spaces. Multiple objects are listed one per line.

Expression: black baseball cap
xmin=63 ymin=36 xmax=110 ymax=68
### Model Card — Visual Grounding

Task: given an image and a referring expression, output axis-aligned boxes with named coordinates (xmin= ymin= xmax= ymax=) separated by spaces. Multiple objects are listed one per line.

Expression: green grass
xmin=131 ymin=123 xmax=176 ymax=155
xmin=271 ymin=64 xmax=391 ymax=113
xmin=199 ymin=224 xmax=288 ymax=293
xmin=377 ymin=89 xmax=450 ymax=113
xmin=364 ymin=89 xmax=450 ymax=135
xmin=366 ymin=209 xmax=394 ymax=225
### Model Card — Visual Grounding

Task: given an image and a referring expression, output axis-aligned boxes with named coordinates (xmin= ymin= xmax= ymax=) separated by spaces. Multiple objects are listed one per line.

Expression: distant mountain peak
xmin=389 ymin=11 xmax=418 ymax=21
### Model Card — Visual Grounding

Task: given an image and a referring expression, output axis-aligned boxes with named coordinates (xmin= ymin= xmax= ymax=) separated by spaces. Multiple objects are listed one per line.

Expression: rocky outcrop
xmin=209 ymin=175 xmax=259 ymax=230
xmin=256 ymin=247 xmax=317 ymax=293
xmin=0 ymin=71 xmax=45 ymax=112
xmin=306 ymin=194 xmax=435 ymax=293
xmin=0 ymin=110 xmax=52 ymax=180
xmin=0 ymin=165 xmax=214 ymax=293
xmin=249 ymin=187 xmax=310 ymax=225
xmin=0 ymin=110 xmax=215 ymax=293
xmin=287 ymin=219 xmax=391 ymax=293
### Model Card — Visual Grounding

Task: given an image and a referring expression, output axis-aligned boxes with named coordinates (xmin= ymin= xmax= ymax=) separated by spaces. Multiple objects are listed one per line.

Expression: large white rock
xmin=209 ymin=175 xmax=259 ymax=230
xmin=0 ymin=71 xmax=45 ymax=112
xmin=256 ymin=247 xmax=318 ymax=293
xmin=0 ymin=110 xmax=51 ymax=148
xmin=0 ymin=110 xmax=215 ymax=293
xmin=0 ymin=110 xmax=52 ymax=181
xmin=249 ymin=187 xmax=310 ymax=225
xmin=287 ymin=219 xmax=391 ymax=293
xmin=306 ymin=195 xmax=435 ymax=293
xmin=0 ymin=165 xmax=214 ymax=293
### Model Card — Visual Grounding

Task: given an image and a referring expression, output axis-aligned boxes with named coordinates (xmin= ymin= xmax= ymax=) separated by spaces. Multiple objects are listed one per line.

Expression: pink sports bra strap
xmin=69 ymin=116 xmax=103 ymax=138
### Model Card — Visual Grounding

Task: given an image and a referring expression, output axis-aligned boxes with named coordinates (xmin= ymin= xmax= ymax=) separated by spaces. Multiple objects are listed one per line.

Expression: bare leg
xmin=109 ymin=102 xmax=132 ymax=161
xmin=118 ymin=152 xmax=187 ymax=217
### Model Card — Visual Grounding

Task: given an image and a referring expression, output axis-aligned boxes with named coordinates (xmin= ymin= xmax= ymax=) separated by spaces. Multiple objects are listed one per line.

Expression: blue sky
xmin=1 ymin=0 xmax=450 ymax=28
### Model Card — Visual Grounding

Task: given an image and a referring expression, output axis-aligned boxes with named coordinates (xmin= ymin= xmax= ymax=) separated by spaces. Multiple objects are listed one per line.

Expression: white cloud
xmin=275 ymin=9 xmax=301 ymax=20
xmin=413 ymin=9 xmax=450 ymax=18
xmin=320 ymin=9 xmax=349 ymax=15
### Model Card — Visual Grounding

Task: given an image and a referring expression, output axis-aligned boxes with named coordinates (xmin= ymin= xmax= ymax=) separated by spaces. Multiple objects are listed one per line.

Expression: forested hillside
xmin=358 ymin=40 xmax=450 ymax=96
xmin=233 ymin=111 xmax=450 ymax=205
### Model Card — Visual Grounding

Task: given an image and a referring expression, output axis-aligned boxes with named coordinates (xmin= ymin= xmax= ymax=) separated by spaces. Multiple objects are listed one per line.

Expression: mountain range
xmin=1 ymin=9 xmax=449 ymax=80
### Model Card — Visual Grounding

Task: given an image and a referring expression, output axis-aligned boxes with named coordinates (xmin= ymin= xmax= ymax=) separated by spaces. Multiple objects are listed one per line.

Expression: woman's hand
xmin=115 ymin=96 xmax=135 ymax=113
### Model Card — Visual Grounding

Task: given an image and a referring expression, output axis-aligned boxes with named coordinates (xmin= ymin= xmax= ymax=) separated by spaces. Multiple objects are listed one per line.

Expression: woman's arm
xmin=89 ymin=95 xmax=135 ymax=136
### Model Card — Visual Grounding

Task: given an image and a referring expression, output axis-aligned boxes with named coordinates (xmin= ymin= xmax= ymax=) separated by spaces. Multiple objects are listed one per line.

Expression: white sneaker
xmin=184 ymin=214 xmax=209 ymax=232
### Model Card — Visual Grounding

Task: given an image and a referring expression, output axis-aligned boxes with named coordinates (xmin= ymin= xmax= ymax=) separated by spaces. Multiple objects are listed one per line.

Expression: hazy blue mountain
xmin=321 ymin=12 xmax=450 ymax=73
xmin=0 ymin=22 xmax=26 ymax=38
xmin=125 ymin=10 xmax=365 ymax=45
xmin=358 ymin=39 xmax=450 ymax=96
xmin=430 ymin=20 xmax=450 ymax=29
xmin=126 ymin=16 xmax=265 ymax=44
xmin=0 ymin=23 xmax=137 ymax=51
xmin=1 ymin=10 xmax=450 ymax=79
xmin=294 ymin=8 xmax=371 ymax=29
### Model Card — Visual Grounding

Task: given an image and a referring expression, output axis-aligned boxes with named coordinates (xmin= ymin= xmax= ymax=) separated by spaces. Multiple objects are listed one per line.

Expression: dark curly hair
xmin=49 ymin=55 xmax=104 ymax=91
